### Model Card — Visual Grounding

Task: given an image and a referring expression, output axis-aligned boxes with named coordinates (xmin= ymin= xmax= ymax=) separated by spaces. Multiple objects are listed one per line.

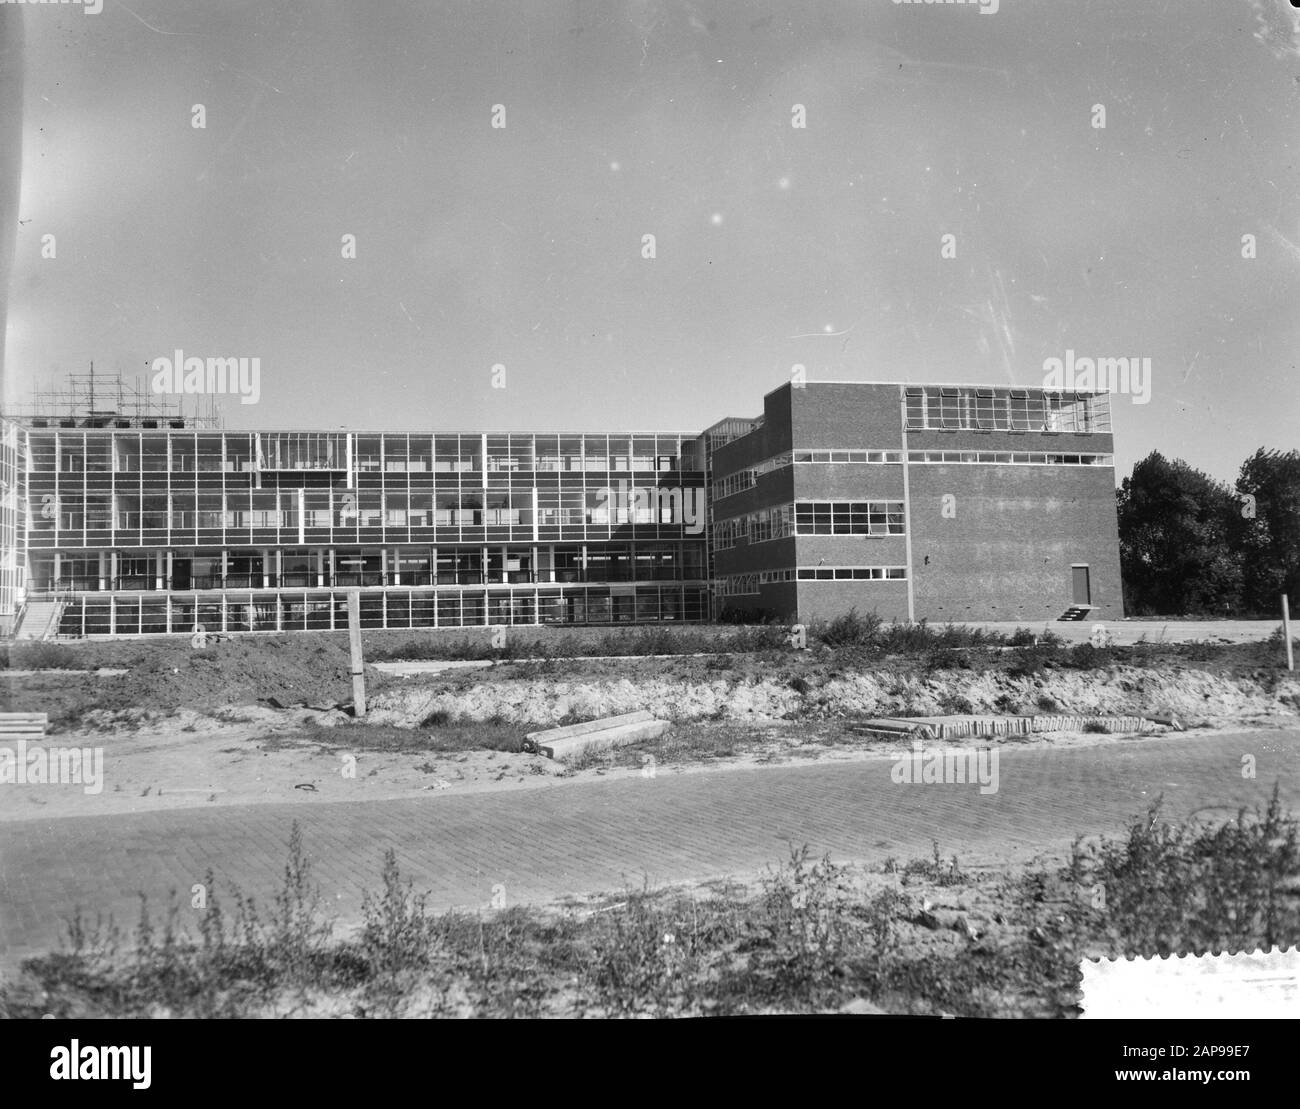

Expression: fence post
xmin=347 ymin=589 xmax=367 ymax=715
xmin=1284 ymin=594 xmax=1295 ymax=672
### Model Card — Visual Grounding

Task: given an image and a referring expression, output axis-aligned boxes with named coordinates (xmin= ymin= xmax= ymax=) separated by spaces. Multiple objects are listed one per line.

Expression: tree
xmin=1116 ymin=451 xmax=1243 ymax=616
xmin=1233 ymin=448 xmax=1300 ymax=614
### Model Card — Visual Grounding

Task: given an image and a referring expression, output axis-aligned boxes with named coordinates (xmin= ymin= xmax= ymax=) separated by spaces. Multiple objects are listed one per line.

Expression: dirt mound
xmin=115 ymin=636 xmax=365 ymax=712
xmin=367 ymin=664 xmax=1300 ymax=729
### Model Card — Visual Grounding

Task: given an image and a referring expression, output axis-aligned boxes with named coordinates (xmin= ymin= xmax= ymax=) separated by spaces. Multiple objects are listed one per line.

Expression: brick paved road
xmin=1 ymin=730 xmax=1296 ymax=974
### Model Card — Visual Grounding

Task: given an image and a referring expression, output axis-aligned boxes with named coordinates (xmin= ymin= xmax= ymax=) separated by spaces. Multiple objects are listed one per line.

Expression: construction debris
xmin=851 ymin=713 xmax=1162 ymax=741
xmin=523 ymin=710 xmax=670 ymax=761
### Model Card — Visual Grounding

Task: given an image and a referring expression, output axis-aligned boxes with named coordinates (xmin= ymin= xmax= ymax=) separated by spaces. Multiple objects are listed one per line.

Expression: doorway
xmin=1071 ymin=565 xmax=1091 ymax=606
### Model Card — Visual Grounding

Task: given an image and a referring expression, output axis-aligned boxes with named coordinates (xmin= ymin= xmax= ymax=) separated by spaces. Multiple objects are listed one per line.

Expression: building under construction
xmin=0 ymin=375 xmax=1123 ymax=637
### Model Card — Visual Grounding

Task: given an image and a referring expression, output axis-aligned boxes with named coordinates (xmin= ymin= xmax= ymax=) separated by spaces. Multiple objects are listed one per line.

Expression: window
xmin=794 ymin=501 xmax=904 ymax=536
xmin=905 ymin=388 xmax=925 ymax=428
xmin=795 ymin=565 xmax=908 ymax=581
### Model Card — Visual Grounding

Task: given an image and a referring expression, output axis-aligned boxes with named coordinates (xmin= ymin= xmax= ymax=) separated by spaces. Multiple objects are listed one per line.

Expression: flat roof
xmin=763 ymin=379 xmax=1114 ymax=401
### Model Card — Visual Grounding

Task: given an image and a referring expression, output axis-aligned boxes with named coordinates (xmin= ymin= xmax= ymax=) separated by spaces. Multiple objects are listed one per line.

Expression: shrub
xmin=1066 ymin=786 xmax=1300 ymax=955
xmin=814 ymin=609 xmax=882 ymax=649
xmin=8 ymin=642 xmax=81 ymax=670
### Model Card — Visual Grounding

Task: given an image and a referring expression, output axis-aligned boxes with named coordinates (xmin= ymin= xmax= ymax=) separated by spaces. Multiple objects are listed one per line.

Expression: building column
xmin=155 ymin=550 xmax=165 ymax=591
xmin=97 ymin=550 xmax=107 ymax=592
xmin=261 ymin=548 xmax=270 ymax=589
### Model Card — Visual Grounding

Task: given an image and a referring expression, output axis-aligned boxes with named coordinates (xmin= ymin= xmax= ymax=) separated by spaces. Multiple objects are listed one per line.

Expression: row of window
xmin=716 ymin=565 xmax=909 ymax=595
xmin=27 ymin=432 xmax=702 ymax=475
xmin=906 ymin=451 xmax=1113 ymax=466
xmin=710 ymin=449 xmax=906 ymax=499
xmin=712 ymin=470 xmax=757 ymax=499
xmin=749 ymin=504 xmax=794 ymax=544
xmin=712 ymin=501 xmax=906 ymax=548
xmin=32 ymin=487 xmax=704 ymax=532
xmin=51 ymin=585 xmax=713 ymax=635
xmin=795 ymin=502 xmax=906 ymax=536
xmin=903 ymin=387 xmax=1110 ymax=434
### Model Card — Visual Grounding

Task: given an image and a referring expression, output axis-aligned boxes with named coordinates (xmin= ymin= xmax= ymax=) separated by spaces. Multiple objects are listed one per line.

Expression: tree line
xmin=1116 ymin=448 xmax=1300 ymax=617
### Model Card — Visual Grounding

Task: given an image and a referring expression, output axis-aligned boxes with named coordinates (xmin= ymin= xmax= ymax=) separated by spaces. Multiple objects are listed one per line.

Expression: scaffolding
xmin=1 ymin=367 xmax=223 ymax=429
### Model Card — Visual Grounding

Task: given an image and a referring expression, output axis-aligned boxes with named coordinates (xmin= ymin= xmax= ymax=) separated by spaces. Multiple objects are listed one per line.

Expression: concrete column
xmin=261 ymin=548 xmax=270 ymax=589
xmin=97 ymin=550 xmax=106 ymax=592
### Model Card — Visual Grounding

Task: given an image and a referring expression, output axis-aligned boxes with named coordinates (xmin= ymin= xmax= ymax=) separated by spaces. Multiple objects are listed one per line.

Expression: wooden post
xmin=347 ymin=589 xmax=366 ymax=715
xmin=1284 ymin=594 xmax=1295 ymax=672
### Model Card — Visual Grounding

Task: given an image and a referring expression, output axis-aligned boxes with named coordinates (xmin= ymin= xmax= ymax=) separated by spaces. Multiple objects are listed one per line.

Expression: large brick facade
xmin=709 ymin=381 xmax=1122 ymax=624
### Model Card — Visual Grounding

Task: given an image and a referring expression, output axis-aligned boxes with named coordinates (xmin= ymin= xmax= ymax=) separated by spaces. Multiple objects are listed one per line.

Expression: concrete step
xmin=0 ymin=712 xmax=49 ymax=738
xmin=524 ymin=712 xmax=668 ymax=760
xmin=526 ymin=710 xmax=656 ymax=745
xmin=15 ymin=602 xmax=63 ymax=640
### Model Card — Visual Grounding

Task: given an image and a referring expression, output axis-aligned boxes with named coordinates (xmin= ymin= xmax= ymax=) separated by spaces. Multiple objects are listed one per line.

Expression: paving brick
xmin=0 ymin=730 xmax=1295 ymax=974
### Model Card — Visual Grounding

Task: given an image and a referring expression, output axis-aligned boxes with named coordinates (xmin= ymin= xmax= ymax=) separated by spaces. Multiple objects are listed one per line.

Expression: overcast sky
xmin=1 ymin=0 xmax=1298 ymax=483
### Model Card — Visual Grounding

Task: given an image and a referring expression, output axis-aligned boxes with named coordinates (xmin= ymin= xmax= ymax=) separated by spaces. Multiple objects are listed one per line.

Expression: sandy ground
xmin=0 ymin=706 xmax=1283 ymax=824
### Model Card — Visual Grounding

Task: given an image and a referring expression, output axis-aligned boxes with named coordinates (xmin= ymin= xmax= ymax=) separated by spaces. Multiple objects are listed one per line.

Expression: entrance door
xmin=1072 ymin=565 xmax=1091 ymax=606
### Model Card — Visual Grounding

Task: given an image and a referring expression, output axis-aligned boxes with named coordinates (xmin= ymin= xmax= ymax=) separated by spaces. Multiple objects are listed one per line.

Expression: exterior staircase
xmin=1057 ymin=605 xmax=1092 ymax=622
xmin=15 ymin=599 xmax=65 ymax=640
